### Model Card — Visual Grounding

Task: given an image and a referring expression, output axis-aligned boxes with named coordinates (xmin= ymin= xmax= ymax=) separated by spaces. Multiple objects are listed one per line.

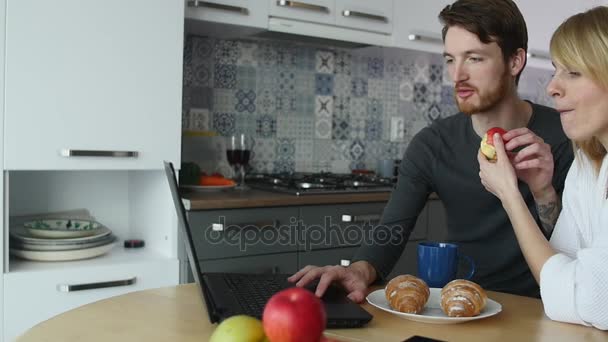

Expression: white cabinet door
xmin=516 ymin=0 xmax=607 ymax=69
xmin=335 ymin=0 xmax=393 ymax=34
xmin=0 ymin=0 xmax=5 ymax=338
xmin=392 ymin=0 xmax=452 ymax=53
xmin=3 ymin=259 xmax=178 ymax=342
xmin=185 ymin=0 xmax=269 ymax=29
xmin=269 ymin=0 xmax=335 ymax=25
xmin=3 ymin=0 xmax=183 ymax=170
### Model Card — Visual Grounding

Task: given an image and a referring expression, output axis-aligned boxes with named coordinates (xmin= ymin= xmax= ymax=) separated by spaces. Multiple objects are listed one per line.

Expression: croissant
xmin=440 ymin=279 xmax=487 ymax=317
xmin=385 ymin=274 xmax=430 ymax=314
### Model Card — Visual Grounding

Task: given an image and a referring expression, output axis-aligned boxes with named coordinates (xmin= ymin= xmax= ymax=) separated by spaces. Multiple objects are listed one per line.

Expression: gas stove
xmin=246 ymin=172 xmax=395 ymax=196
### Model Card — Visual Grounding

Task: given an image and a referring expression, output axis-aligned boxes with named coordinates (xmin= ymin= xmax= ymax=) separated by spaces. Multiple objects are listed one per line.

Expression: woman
xmin=478 ymin=6 xmax=608 ymax=329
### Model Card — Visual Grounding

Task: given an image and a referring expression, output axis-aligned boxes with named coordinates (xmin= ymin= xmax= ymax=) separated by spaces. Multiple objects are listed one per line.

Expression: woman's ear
xmin=509 ymin=48 xmax=527 ymax=77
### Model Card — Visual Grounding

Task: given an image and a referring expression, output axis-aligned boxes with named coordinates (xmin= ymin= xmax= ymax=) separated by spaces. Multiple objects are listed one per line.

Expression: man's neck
xmin=470 ymin=93 xmax=533 ymax=138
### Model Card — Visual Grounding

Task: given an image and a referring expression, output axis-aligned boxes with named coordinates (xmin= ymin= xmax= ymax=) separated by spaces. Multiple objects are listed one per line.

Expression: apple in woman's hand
xmin=263 ymin=287 xmax=326 ymax=342
xmin=480 ymin=127 xmax=508 ymax=162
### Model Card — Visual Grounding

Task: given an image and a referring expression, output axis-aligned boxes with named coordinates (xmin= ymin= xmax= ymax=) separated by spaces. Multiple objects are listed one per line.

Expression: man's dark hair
xmin=439 ymin=0 xmax=528 ymax=83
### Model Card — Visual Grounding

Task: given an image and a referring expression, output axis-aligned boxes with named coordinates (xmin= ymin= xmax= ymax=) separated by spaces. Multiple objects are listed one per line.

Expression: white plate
xmin=10 ymin=241 xmax=117 ymax=262
xmin=181 ymin=184 xmax=236 ymax=192
xmin=12 ymin=235 xmax=117 ymax=252
xmin=24 ymin=218 xmax=105 ymax=239
xmin=10 ymin=225 xmax=112 ymax=244
xmin=366 ymin=288 xmax=502 ymax=324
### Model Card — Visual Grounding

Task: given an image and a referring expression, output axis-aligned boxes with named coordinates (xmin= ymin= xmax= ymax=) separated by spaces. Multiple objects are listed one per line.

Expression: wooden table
xmin=18 ymin=284 xmax=607 ymax=342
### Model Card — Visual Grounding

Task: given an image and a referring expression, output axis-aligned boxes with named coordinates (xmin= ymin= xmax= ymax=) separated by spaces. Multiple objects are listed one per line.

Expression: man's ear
xmin=509 ymin=48 xmax=527 ymax=77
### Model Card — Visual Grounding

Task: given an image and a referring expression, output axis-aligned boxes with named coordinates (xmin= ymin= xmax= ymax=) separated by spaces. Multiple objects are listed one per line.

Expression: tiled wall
xmin=182 ymin=35 xmax=553 ymax=174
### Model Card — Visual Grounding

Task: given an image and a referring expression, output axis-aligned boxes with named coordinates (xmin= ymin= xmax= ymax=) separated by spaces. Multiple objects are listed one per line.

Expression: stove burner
xmin=246 ymin=172 xmax=395 ymax=195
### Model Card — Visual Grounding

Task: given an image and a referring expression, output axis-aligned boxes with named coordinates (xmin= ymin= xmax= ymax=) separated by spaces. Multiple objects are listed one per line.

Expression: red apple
xmin=480 ymin=127 xmax=508 ymax=161
xmin=485 ymin=127 xmax=508 ymax=146
xmin=263 ymin=287 xmax=326 ymax=342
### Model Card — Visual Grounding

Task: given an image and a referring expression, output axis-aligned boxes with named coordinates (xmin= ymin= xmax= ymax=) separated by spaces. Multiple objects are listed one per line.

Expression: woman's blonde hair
xmin=550 ymin=6 xmax=608 ymax=171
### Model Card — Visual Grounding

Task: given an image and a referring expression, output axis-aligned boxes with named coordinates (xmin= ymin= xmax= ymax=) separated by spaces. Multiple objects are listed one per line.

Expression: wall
xmin=181 ymin=35 xmax=553 ymax=175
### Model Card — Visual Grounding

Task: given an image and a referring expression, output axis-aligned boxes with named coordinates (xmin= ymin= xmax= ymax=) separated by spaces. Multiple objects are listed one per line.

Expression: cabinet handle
xmin=527 ymin=50 xmax=551 ymax=60
xmin=340 ymin=259 xmax=351 ymax=267
xmin=60 ymin=149 xmax=139 ymax=158
xmin=276 ymin=0 xmax=329 ymax=13
xmin=341 ymin=10 xmax=387 ymax=23
xmin=407 ymin=32 xmax=443 ymax=44
xmin=341 ymin=214 xmax=381 ymax=223
xmin=57 ymin=277 xmax=137 ymax=292
xmin=187 ymin=1 xmax=249 ymax=15
xmin=211 ymin=220 xmax=278 ymax=231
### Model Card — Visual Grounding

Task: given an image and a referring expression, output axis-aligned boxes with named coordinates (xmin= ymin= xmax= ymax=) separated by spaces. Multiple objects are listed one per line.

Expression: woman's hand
xmin=478 ymin=134 xmax=521 ymax=202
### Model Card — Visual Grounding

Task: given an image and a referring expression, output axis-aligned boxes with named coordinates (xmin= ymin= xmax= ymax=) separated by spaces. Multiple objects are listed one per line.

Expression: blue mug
xmin=417 ymin=242 xmax=475 ymax=288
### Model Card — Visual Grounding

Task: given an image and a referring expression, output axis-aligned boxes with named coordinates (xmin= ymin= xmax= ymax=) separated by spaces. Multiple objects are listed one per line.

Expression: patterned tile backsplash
xmin=182 ymin=35 xmax=553 ymax=175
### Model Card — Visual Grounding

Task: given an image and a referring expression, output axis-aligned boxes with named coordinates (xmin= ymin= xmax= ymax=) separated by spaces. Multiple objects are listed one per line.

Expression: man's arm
xmin=351 ymin=130 xmax=436 ymax=283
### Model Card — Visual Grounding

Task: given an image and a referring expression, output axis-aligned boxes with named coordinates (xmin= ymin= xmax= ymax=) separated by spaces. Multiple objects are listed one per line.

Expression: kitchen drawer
xmin=298 ymin=246 xmax=359 ymax=269
xmin=299 ymin=202 xmax=427 ymax=250
xmin=299 ymin=202 xmax=385 ymax=250
xmin=3 ymin=259 xmax=179 ymax=342
xmin=187 ymin=207 xmax=299 ymax=260
xmin=184 ymin=252 xmax=299 ymax=282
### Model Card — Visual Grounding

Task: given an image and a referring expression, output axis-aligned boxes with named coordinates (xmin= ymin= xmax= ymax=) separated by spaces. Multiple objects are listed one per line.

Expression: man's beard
xmin=455 ymin=69 xmax=511 ymax=115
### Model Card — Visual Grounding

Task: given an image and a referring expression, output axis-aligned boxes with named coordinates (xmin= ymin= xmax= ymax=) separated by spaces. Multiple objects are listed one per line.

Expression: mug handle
xmin=460 ymin=255 xmax=476 ymax=280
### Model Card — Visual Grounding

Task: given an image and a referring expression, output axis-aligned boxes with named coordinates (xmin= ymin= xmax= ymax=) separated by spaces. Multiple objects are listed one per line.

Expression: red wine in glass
xmin=227 ymin=134 xmax=253 ymax=189
xmin=226 ymin=149 xmax=251 ymax=166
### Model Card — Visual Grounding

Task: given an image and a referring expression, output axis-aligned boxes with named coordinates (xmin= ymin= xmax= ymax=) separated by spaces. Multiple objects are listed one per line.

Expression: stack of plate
xmin=9 ymin=219 xmax=117 ymax=262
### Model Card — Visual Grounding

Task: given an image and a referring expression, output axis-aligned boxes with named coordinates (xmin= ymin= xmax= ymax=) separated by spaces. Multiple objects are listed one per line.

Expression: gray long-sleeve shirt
xmin=353 ymin=102 xmax=574 ymax=297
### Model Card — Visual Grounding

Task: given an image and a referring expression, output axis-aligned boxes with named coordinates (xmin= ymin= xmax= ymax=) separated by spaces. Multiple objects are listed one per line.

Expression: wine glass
xmin=227 ymin=133 xmax=253 ymax=190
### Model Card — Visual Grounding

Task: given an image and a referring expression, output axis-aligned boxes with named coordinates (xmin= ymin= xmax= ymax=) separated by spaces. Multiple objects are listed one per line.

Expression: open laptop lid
xmin=164 ymin=161 xmax=218 ymax=322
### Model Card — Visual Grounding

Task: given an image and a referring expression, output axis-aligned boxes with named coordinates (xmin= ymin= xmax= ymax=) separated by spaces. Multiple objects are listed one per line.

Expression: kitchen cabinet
xmin=186 ymin=0 xmax=393 ymax=46
xmin=3 ymin=0 xmax=183 ymax=170
xmin=3 ymin=257 xmax=178 ymax=341
xmin=1 ymin=0 xmax=184 ymax=341
xmin=269 ymin=0 xmax=335 ymax=26
xmin=299 ymin=202 xmax=387 ymax=250
xmin=3 ymin=171 xmax=182 ymax=342
xmin=0 ymin=0 xmax=5 ymax=337
xmin=391 ymin=0 xmax=452 ymax=54
xmin=335 ymin=0 xmax=393 ymax=35
xmin=185 ymin=0 xmax=269 ymax=38
xmin=299 ymin=202 xmax=428 ymax=275
xmin=267 ymin=0 xmax=393 ymax=46
xmin=182 ymin=200 xmax=433 ymax=284
xmin=515 ymin=0 xmax=607 ymax=70
xmin=186 ymin=207 xmax=300 ymax=260
xmin=268 ymin=0 xmax=393 ymax=35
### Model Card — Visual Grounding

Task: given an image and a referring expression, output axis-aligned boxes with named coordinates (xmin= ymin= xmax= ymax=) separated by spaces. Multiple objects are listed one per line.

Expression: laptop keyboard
xmin=224 ymin=273 xmax=289 ymax=317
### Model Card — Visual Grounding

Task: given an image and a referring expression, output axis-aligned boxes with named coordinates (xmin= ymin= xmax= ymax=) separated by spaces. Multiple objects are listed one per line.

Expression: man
xmin=288 ymin=0 xmax=574 ymax=301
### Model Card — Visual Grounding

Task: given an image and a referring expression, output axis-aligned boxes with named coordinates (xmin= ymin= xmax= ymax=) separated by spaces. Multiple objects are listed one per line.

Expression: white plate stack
xmin=9 ymin=218 xmax=117 ymax=262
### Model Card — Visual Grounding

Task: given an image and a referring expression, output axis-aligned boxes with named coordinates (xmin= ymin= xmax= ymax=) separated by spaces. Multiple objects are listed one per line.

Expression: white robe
xmin=540 ymin=150 xmax=608 ymax=330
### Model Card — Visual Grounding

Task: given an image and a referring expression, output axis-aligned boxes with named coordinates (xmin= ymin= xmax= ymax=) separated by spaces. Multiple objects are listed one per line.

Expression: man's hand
xmin=287 ymin=261 xmax=376 ymax=303
xmin=502 ymin=127 xmax=555 ymax=199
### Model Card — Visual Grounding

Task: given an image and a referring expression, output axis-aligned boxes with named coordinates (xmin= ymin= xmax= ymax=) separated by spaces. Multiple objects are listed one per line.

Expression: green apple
xmin=209 ymin=315 xmax=269 ymax=342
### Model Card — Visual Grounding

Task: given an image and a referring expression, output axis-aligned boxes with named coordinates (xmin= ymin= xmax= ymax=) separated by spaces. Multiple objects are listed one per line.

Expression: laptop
xmin=164 ymin=161 xmax=373 ymax=328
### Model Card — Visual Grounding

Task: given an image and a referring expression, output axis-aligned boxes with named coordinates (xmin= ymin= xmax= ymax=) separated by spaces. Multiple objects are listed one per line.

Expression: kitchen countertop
xmin=182 ymin=189 xmax=439 ymax=210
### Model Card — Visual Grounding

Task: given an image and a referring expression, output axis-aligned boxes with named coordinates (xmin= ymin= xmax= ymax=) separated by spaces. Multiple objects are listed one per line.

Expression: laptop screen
xmin=164 ymin=161 xmax=213 ymax=318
